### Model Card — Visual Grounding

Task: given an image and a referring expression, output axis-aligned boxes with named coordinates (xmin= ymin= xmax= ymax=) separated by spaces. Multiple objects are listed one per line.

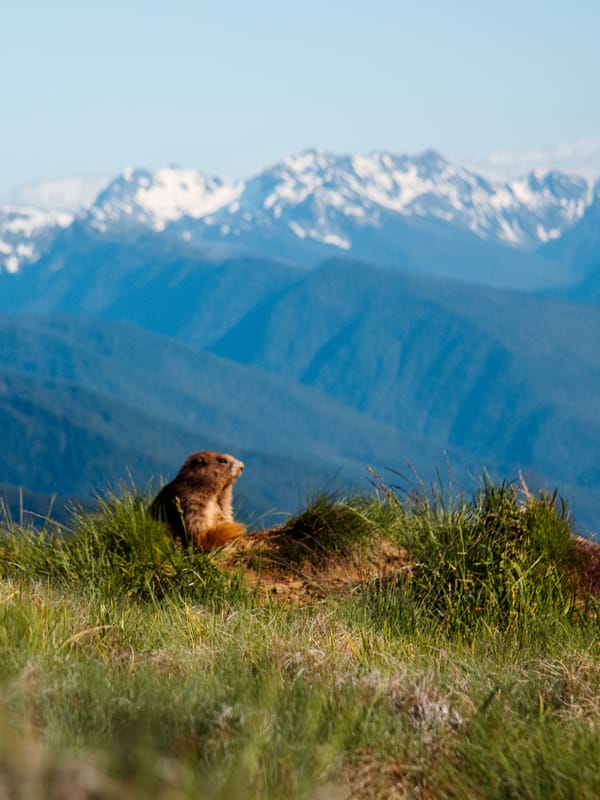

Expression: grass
xmin=269 ymin=491 xmax=374 ymax=564
xmin=1 ymin=474 xmax=599 ymax=798
xmin=0 ymin=487 xmax=245 ymax=605
xmin=363 ymin=473 xmax=579 ymax=634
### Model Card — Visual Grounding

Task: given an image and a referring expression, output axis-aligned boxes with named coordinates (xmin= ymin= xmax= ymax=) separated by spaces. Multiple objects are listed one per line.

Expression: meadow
xmin=1 ymin=474 xmax=599 ymax=799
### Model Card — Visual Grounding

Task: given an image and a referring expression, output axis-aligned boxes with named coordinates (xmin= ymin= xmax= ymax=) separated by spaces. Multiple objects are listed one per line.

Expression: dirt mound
xmin=220 ymin=526 xmax=410 ymax=604
xmin=573 ymin=536 xmax=600 ymax=598
xmin=220 ymin=526 xmax=600 ymax=605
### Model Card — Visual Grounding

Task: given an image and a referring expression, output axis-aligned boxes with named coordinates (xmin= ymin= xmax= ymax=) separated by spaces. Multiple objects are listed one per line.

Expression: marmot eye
xmin=217 ymin=457 xmax=228 ymax=464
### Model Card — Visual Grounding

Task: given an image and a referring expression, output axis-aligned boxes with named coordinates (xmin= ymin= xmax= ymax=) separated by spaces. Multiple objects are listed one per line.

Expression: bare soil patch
xmin=220 ymin=526 xmax=410 ymax=604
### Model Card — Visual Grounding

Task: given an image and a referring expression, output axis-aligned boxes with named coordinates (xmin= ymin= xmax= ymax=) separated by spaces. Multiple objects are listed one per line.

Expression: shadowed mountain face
xmin=540 ymin=187 xmax=600 ymax=303
xmin=0 ymin=229 xmax=300 ymax=345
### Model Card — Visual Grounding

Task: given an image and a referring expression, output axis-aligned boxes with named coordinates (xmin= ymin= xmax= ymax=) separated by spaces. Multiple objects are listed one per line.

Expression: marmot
xmin=150 ymin=450 xmax=246 ymax=551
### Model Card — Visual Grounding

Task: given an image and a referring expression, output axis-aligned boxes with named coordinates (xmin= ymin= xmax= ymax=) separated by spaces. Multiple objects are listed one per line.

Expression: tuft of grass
xmin=0 ymin=487 xmax=246 ymax=604
xmin=361 ymin=473 xmax=581 ymax=635
xmin=275 ymin=492 xmax=373 ymax=564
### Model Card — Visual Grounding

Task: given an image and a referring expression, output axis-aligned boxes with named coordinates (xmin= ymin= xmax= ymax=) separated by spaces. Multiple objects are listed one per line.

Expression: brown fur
xmin=150 ymin=451 xmax=246 ymax=551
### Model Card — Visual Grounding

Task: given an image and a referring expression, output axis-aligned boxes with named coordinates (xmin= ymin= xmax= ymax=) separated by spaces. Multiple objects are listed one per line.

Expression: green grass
xmin=0 ymin=487 xmax=245 ymax=605
xmin=272 ymin=491 xmax=374 ymax=564
xmin=362 ymin=473 xmax=579 ymax=635
xmin=1 ymin=475 xmax=599 ymax=799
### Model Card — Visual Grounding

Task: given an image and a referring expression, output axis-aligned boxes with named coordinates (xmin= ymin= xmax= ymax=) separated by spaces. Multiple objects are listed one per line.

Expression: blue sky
xmin=2 ymin=0 xmax=600 ymax=196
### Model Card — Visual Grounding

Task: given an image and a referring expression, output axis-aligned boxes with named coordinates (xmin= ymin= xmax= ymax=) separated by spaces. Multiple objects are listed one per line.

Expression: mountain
xmin=207 ymin=258 xmax=600 ymax=532
xmin=86 ymin=151 xmax=590 ymax=249
xmin=0 ymin=314 xmax=482 ymax=524
xmin=2 ymin=246 xmax=598 ymax=532
xmin=567 ymin=269 xmax=600 ymax=304
xmin=540 ymin=182 xmax=600 ymax=302
xmin=0 ymin=205 xmax=73 ymax=273
xmin=2 ymin=150 xmax=599 ymax=533
xmin=0 ymin=233 xmax=299 ymax=346
xmin=1 ymin=149 xmax=593 ymax=291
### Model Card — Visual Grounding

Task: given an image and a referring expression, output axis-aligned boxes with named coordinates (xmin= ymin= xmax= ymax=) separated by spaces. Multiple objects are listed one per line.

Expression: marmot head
xmin=175 ymin=450 xmax=244 ymax=490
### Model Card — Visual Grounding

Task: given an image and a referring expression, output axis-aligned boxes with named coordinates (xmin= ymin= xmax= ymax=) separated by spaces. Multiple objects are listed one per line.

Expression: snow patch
xmin=320 ymin=232 xmax=351 ymax=249
xmin=536 ymin=224 xmax=561 ymax=242
xmin=133 ymin=168 xmax=243 ymax=223
xmin=0 ymin=205 xmax=74 ymax=272
xmin=289 ymin=221 xmax=307 ymax=239
xmin=5 ymin=255 xmax=19 ymax=273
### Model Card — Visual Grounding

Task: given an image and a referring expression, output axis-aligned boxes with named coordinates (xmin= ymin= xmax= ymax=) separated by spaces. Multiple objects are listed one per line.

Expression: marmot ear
xmin=190 ymin=454 xmax=207 ymax=468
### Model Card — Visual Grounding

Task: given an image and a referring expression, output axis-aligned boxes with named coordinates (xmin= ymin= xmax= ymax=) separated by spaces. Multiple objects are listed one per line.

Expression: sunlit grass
xmin=1 ymin=473 xmax=599 ymax=798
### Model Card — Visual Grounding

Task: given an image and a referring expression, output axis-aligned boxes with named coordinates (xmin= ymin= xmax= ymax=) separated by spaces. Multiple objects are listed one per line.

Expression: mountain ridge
xmin=2 ymin=148 xmax=595 ymax=291
xmin=206 ymin=257 xmax=600 ymax=530
xmin=82 ymin=149 xmax=594 ymax=251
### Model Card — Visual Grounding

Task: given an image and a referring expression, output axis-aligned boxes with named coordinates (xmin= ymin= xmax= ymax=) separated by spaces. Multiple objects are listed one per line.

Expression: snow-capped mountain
xmin=88 ymin=166 xmax=243 ymax=234
xmin=1 ymin=149 xmax=595 ymax=287
xmin=81 ymin=149 xmax=592 ymax=252
xmin=0 ymin=206 xmax=73 ymax=273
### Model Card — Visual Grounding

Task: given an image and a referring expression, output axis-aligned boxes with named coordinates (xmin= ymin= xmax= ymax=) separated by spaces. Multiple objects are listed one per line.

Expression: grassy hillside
xmin=1 ymin=475 xmax=600 ymax=798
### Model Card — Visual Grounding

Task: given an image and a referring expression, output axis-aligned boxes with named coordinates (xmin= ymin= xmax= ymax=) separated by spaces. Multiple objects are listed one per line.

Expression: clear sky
xmin=2 ymin=0 xmax=600 ymax=197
